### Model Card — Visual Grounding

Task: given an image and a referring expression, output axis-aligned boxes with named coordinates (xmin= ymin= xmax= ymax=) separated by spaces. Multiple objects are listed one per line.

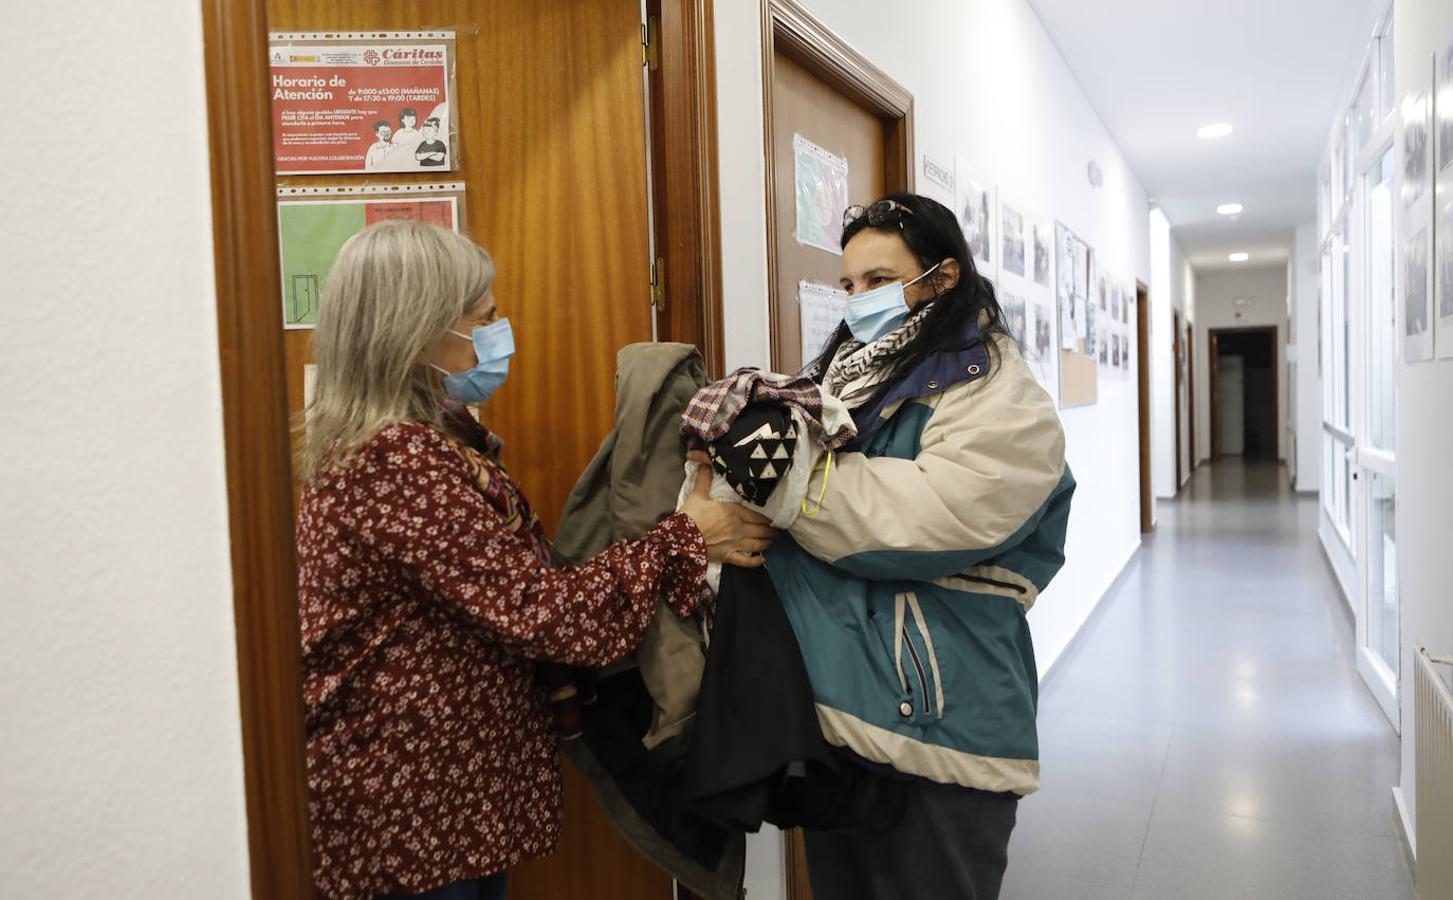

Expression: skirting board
xmin=1039 ymin=540 xmax=1144 ymax=689
xmin=1392 ymin=785 xmax=1416 ymax=876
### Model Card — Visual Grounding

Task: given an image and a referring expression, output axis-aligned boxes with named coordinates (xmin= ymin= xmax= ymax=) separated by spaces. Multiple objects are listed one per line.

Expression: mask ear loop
xmin=800 ymin=450 xmax=834 ymax=517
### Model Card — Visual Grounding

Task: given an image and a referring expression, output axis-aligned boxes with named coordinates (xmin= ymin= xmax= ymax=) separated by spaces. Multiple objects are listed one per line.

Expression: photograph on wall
xmin=1031 ymin=299 xmax=1057 ymax=391
xmin=1111 ymin=279 xmax=1122 ymax=323
xmin=1437 ymin=194 xmax=1453 ymax=358
xmin=1032 ymin=223 xmax=1051 ymax=286
xmin=277 ymin=186 xmax=463 ymax=328
xmin=793 ymin=135 xmax=850 ymax=256
xmin=1403 ymin=89 xmax=1431 ymax=212
xmin=1404 ymin=226 xmax=1433 ymax=361
xmin=1439 ymin=42 xmax=1453 ymax=172
xmin=1054 ymin=219 xmax=1097 ymax=408
xmin=1055 ymin=222 xmax=1080 ymax=350
xmin=1016 ymin=296 xmax=1057 ymax=398
xmin=1001 ymin=203 xmax=1026 ymax=278
xmin=955 ymin=158 xmax=993 ymax=273
xmin=1002 ymin=292 xmax=1027 ymax=346
xmin=269 ymin=33 xmax=457 ymax=175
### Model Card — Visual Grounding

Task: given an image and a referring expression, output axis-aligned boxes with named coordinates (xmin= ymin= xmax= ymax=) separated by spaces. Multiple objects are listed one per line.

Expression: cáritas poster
xmin=269 ymin=33 xmax=456 ymax=175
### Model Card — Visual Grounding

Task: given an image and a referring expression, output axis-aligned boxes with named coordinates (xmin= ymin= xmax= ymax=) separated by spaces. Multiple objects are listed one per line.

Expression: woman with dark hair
xmin=767 ymin=193 xmax=1075 ymax=898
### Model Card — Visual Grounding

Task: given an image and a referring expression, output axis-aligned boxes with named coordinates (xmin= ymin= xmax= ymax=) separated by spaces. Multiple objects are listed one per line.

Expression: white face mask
xmin=842 ymin=262 xmax=942 ymax=343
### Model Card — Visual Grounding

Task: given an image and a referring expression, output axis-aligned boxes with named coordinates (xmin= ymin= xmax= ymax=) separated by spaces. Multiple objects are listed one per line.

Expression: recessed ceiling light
xmin=1217 ymin=203 xmax=1244 ymax=215
xmin=1229 ymin=252 xmax=1250 ymax=262
xmin=1198 ymin=122 xmax=1234 ymax=139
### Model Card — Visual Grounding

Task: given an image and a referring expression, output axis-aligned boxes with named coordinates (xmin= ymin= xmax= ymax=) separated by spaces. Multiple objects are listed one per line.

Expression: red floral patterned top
xmin=297 ymin=422 xmax=707 ymax=899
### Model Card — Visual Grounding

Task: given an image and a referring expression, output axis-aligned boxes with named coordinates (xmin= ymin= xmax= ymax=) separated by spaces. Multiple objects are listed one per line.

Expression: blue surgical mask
xmin=842 ymin=263 xmax=942 ymax=343
xmin=436 ymin=318 xmax=515 ymax=404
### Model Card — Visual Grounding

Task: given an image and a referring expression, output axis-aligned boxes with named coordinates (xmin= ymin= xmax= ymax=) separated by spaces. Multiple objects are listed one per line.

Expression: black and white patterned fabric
xmin=707 ymin=403 xmax=799 ymax=505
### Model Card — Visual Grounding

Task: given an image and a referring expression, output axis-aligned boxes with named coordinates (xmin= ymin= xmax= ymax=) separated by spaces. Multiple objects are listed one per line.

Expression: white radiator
xmin=1416 ymin=646 xmax=1453 ymax=899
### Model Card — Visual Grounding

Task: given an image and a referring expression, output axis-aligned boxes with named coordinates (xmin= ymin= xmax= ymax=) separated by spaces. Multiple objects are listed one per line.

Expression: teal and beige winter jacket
xmin=766 ymin=318 xmax=1074 ymax=795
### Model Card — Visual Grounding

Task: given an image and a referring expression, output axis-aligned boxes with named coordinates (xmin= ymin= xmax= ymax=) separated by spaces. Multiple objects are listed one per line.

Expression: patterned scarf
xmin=815 ymin=300 xmax=937 ymax=405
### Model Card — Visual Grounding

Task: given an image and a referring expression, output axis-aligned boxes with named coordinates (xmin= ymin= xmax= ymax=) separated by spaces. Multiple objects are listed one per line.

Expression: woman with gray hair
xmin=295 ymin=220 xmax=773 ymax=900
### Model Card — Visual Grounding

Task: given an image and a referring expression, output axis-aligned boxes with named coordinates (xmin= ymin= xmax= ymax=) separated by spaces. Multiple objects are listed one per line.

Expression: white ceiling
xmin=1029 ymin=0 xmax=1387 ymax=272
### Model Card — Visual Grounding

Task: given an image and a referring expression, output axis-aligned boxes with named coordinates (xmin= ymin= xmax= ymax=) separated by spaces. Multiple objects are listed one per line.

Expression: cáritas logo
xmin=363 ymin=49 xmax=381 ymax=66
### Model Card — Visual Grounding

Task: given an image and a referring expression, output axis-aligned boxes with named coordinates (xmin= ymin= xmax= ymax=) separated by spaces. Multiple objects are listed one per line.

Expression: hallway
xmin=1003 ymin=461 xmax=1413 ymax=899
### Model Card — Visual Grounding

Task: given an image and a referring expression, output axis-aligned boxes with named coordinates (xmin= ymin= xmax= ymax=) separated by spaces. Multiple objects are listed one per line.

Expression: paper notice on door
xmin=303 ymin=364 xmax=319 ymax=408
xmin=793 ymin=135 xmax=849 ymax=256
xmin=799 ymin=281 xmax=848 ymax=366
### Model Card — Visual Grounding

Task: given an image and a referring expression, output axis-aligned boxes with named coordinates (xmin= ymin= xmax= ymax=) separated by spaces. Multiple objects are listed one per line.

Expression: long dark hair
xmin=807 ymin=192 xmax=1007 ymax=410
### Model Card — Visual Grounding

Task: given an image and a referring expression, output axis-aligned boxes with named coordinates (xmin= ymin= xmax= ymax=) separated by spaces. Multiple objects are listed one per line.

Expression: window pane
xmin=1340 ymin=229 xmax=1352 ymax=429
xmin=1320 ymin=167 xmax=1332 ymax=238
xmin=1345 ymin=111 xmax=1358 ymax=190
xmin=1331 ymin=138 xmax=1345 ymax=216
xmin=1354 ymin=70 xmax=1376 ymax=151
xmin=1378 ymin=32 xmax=1395 ymax=121
xmin=1366 ymin=150 xmax=1397 ymax=450
xmin=1366 ymin=473 xmax=1398 ymax=672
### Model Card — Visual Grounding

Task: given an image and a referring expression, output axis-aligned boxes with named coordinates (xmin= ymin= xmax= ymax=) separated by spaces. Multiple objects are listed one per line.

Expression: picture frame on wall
xmin=1437 ymin=42 xmax=1453 ymax=358
xmin=1402 ymin=89 xmax=1431 ymax=215
xmin=955 ymin=157 xmax=995 ymax=279
xmin=1403 ymin=66 xmax=1436 ymax=362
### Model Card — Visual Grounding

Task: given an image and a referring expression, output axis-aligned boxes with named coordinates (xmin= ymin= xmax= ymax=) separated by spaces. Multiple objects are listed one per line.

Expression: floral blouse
xmin=297 ymin=421 xmax=707 ymax=899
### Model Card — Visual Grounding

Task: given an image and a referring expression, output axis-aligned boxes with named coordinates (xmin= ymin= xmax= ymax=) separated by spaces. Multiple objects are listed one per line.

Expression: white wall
xmin=1151 ymin=212 xmax=1196 ymax=497
xmin=1291 ymin=223 xmax=1323 ymax=491
xmin=0 ymin=3 xmax=251 ymax=896
xmin=1393 ymin=0 xmax=1453 ymax=850
xmin=1193 ymin=266 xmax=1291 ymax=462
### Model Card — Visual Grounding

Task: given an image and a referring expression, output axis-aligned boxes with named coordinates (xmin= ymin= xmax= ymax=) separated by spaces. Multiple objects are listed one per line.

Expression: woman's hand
xmin=681 ymin=461 xmax=777 ymax=568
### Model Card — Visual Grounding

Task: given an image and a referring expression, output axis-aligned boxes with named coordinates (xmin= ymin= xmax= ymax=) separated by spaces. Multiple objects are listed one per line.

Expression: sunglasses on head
xmin=842 ymin=199 xmax=914 ymax=230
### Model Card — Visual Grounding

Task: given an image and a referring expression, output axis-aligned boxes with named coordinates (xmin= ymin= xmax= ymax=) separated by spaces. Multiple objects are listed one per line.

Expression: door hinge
xmin=643 ymin=17 xmax=660 ymax=71
xmin=650 ymin=256 xmax=666 ymax=311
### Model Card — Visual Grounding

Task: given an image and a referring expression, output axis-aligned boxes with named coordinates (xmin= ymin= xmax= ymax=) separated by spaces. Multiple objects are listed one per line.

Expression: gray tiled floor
xmin=1002 ymin=460 xmax=1413 ymax=899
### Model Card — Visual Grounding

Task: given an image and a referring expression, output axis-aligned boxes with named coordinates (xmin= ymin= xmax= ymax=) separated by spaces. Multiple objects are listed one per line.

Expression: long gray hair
xmin=297 ymin=219 xmax=495 ymax=481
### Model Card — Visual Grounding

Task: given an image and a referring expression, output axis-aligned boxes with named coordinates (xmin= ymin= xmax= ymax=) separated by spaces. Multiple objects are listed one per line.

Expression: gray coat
xmin=554 ymin=342 xmax=745 ymax=900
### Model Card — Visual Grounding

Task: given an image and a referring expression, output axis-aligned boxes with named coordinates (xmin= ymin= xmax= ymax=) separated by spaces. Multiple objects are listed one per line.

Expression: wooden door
xmin=267 ymin=2 xmax=670 ymax=898
xmin=762 ymin=0 xmax=913 ymax=375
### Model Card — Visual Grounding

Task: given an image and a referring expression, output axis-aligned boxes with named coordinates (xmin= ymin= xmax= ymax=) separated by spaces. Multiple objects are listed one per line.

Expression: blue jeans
xmin=378 ymin=872 xmax=507 ymax=900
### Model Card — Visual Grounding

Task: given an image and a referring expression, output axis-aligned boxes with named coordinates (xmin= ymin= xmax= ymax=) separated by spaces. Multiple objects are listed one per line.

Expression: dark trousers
xmin=804 ymin=782 xmax=1018 ymax=900
xmin=378 ymin=873 xmax=507 ymax=900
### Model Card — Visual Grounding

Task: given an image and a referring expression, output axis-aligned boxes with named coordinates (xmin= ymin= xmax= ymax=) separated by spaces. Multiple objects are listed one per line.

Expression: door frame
xmin=1173 ymin=310 xmax=1184 ymax=488
xmin=1186 ymin=321 xmax=1196 ymax=471
xmin=201 ymin=1 xmax=727 ymax=894
xmin=760 ymin=0 xmax=914 ymax=372
xmin=1136 ymin=282 xmax=1153 ymax=533
xmin=649 ymin=0 xmax=728 ymax=377
xmin=1207 ymin=325 xmax=1278 ymax=461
